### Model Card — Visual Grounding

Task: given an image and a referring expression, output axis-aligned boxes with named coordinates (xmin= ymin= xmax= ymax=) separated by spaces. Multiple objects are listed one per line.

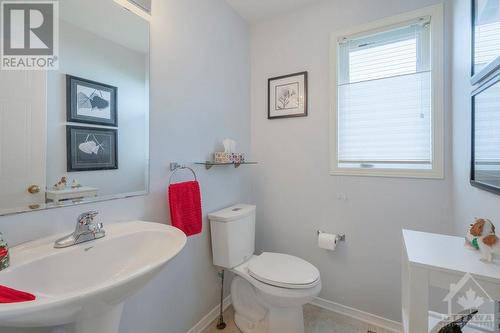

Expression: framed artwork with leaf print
xmin=268 ymin=72 xmax=308 ymax=119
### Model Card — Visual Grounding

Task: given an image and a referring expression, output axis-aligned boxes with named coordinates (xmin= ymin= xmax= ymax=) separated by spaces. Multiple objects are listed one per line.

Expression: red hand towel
xmin=0 ymin=285 xmax=35 ymax=303
xmin=168 ymin=181 xmax=202 ymax=236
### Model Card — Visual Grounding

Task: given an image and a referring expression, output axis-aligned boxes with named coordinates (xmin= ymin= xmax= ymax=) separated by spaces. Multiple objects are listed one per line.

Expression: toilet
xmin=208 ymin=204 xmax=321 ymax=333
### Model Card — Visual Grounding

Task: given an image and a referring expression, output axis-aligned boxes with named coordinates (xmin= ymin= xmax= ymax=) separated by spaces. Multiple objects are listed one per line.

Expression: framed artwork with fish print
xmin=67 ymin=126 xmax=118 ymax=172
xmin=67 ymin=75 xmax=118 ymax=126
xmin=268 ymin=71 xmax=308 ymax=119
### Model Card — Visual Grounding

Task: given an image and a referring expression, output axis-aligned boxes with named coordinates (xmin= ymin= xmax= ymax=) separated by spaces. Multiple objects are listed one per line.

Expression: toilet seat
xmin=247 ymin=252 xmax=320 ymax=289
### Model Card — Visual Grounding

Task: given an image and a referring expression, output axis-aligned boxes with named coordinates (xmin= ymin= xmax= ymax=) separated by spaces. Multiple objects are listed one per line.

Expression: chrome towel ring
xmin=169 ymin=165 xmax=197 ymax=185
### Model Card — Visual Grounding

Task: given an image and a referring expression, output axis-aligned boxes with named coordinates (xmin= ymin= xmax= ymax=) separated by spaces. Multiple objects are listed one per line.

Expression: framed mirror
xmin=471 ymin=0 xmax=500 ymax=84
xmin=0 ymin=0 xmax=150 ymax=215
xmin=471 ymin=73 xmax=500 ymax=194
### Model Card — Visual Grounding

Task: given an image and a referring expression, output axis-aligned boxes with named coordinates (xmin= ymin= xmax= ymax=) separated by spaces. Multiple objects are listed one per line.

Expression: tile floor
xmin=203 ymin=304 xmax=395 ymax=333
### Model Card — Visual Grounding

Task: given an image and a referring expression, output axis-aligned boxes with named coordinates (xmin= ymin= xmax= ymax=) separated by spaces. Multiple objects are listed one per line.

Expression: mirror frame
xmin=470 ymin=72 xmax=500 ymax=195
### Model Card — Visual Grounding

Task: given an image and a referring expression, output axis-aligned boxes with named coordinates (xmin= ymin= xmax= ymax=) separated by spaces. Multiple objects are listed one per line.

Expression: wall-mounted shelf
xmin=170 ymin=161 xmax=258 ymax=171
xmin=194 ymin=161 xmax=258 ymax=170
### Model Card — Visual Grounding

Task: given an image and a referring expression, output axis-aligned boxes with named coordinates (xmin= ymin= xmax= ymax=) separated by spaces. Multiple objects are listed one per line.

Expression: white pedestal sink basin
xmin=0 ymin=221 xmax=187 ymax=333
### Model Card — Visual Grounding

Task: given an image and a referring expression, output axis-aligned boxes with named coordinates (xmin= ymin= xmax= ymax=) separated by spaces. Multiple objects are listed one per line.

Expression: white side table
xmin=402 ymin=229 xmax=500 ymax=333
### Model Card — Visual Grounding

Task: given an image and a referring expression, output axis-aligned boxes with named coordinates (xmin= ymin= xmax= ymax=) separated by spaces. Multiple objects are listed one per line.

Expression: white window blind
xmin=336 ymin=19 xmax=433 ymax=171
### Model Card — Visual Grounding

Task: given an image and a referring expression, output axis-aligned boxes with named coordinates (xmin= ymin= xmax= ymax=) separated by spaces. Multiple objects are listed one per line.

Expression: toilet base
xmin=233 ymin=300 xmax=305 ymax=333
xmin=231 ymin=276 xmax=312 ymax=333
xmin=267 ymin=306 xmax=304 ymax=333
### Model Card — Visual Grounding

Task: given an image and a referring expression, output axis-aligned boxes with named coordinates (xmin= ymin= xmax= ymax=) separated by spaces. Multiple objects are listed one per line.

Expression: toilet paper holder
xmin=317 ymin=230 xmax=345 ymax=242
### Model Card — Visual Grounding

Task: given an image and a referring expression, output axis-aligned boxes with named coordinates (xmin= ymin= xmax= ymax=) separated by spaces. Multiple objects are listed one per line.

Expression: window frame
xmin=329 ymin=4 xmax=444 ymax=179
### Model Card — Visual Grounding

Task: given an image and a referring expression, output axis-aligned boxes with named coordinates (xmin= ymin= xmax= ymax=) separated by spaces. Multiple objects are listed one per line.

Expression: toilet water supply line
xmin=217 ymin=270 xmax=226 ymax=330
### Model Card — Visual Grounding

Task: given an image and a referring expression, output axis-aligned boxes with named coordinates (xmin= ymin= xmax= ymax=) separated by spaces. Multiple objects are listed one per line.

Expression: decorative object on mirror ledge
xmin=268 ymin=71 xmax=308 ymax=119
xmin=67 ymin=75 xmax=118 ymax=127
xmin=67 ymin=125 xmax=118 ymax=172
xmin=53 ymin=176 xmax=68 ymax=190
xmin=71 ymin=179 xmax=82 ymax=189
xmin=466 ymin=218 xmax=500 ymax=263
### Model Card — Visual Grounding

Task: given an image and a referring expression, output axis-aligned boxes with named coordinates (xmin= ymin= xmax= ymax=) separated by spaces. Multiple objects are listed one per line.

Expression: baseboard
xmin=186 ymin=295 xmax=232 ymax=333
xmin=311 ymin=297 xmax=403 ymax=333
xmin=186 ymin=295 xmax=403 ymax=333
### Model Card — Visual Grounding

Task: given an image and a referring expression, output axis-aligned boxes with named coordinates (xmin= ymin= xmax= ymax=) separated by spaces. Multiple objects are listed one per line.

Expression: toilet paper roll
xmin=318 ymin=233 xmax=337 ymax=251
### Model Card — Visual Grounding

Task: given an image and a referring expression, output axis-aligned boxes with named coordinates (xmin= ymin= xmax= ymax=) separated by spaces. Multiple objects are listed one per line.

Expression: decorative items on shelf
xmin=214 ymin=152 xmax=245 ymax=164
xmin=170 ymin=138 xmax=257 ymax=171
xmin=214 ymin=139 xmax=245 ymax=163
xmin=53 ymin=176 xmax=83 ymax=191
xmin=465 ymin=218 xmax=500 ymax=263
xmin=53 ymin=176 xmax=68 ymax=190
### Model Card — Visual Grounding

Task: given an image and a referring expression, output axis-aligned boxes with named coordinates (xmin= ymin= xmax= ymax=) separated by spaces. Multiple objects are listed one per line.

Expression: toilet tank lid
xmin=208 ymin=204 xmax=256 ymax=222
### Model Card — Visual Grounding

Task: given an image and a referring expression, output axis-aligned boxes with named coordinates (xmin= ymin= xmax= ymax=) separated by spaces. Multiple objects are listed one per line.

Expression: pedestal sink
xmin=0 ymin=221 xmax=187 ymax=333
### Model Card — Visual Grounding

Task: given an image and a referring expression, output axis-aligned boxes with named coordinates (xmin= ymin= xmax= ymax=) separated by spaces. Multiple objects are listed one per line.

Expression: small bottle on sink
xmin=0 ymin=233 xmax=10 ymax=271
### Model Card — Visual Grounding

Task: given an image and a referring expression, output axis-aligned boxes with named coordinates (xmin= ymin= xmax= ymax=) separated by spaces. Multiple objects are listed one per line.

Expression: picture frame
xmin=67 ymin=125 xmax=118 ymax=172
xmin=268 ymin=71 xmax=308 ymax=119
xmin=470 ymin=72 xmax=500 ymax=195
xmin=471 ymin=0 xmax=500 ymax=82
xmin=67 ymin=75 xmax=118 ymax=127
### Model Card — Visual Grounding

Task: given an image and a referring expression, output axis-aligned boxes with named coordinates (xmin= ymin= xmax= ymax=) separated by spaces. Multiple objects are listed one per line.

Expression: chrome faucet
xmin=54 ymin=211 xmax=105 ymax=248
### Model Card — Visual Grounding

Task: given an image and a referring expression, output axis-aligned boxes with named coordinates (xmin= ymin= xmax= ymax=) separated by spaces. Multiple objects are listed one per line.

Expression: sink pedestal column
xmin=73 ymin=303 xmax=124 ymax=333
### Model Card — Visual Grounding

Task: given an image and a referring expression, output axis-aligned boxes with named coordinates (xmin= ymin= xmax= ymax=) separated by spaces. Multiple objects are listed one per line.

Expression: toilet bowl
xmin=208 ymin=204 xmax=321 ymax=333
xmin=230 ymin=253 xmax=321 ymax=333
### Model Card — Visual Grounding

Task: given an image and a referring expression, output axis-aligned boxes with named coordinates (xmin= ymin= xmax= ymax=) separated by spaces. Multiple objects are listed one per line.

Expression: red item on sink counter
xmin=0 ymin=285 xmax=35 ymax=303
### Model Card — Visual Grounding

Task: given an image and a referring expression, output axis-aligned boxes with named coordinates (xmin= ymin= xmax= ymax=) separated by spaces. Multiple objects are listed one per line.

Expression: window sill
xmin=329 ymin=167 xmax=444 ymax=179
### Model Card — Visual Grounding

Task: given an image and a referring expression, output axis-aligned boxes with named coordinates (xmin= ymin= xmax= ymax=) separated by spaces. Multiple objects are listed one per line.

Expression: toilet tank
xmin=208 ymin=204 xmax=256 ymax=269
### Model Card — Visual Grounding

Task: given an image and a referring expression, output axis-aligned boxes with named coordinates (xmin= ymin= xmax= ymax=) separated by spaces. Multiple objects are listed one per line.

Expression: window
xmin=330 ymin=5 xmax=444 ymax=178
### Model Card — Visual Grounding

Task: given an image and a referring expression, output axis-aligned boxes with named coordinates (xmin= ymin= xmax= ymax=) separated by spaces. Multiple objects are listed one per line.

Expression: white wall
xmin=0 ymin=0 xmax=250 ymax=332
xmin=46 ymin=20 xmax=148 ymax=196
xmin=451 ymin=0 xmax=500 ymax=234
xmin=250 ymin=0 xmax=453 ymax=322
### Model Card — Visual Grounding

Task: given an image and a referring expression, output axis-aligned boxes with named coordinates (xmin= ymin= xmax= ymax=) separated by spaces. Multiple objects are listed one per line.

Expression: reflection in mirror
xmin=471 ymin=74 xmax=500 ymax=193
xmin=472 ymin=0 xmax=500 ymax=75
xmin=0 ymin=0 xmax=149 ymax=215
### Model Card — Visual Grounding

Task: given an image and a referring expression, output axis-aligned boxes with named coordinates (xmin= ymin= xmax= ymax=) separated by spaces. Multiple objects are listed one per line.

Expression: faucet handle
xmin=88 ymin=222 xmax=104 ymax=233
xmin=77 ymin=211 xmax=99 ymax=225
